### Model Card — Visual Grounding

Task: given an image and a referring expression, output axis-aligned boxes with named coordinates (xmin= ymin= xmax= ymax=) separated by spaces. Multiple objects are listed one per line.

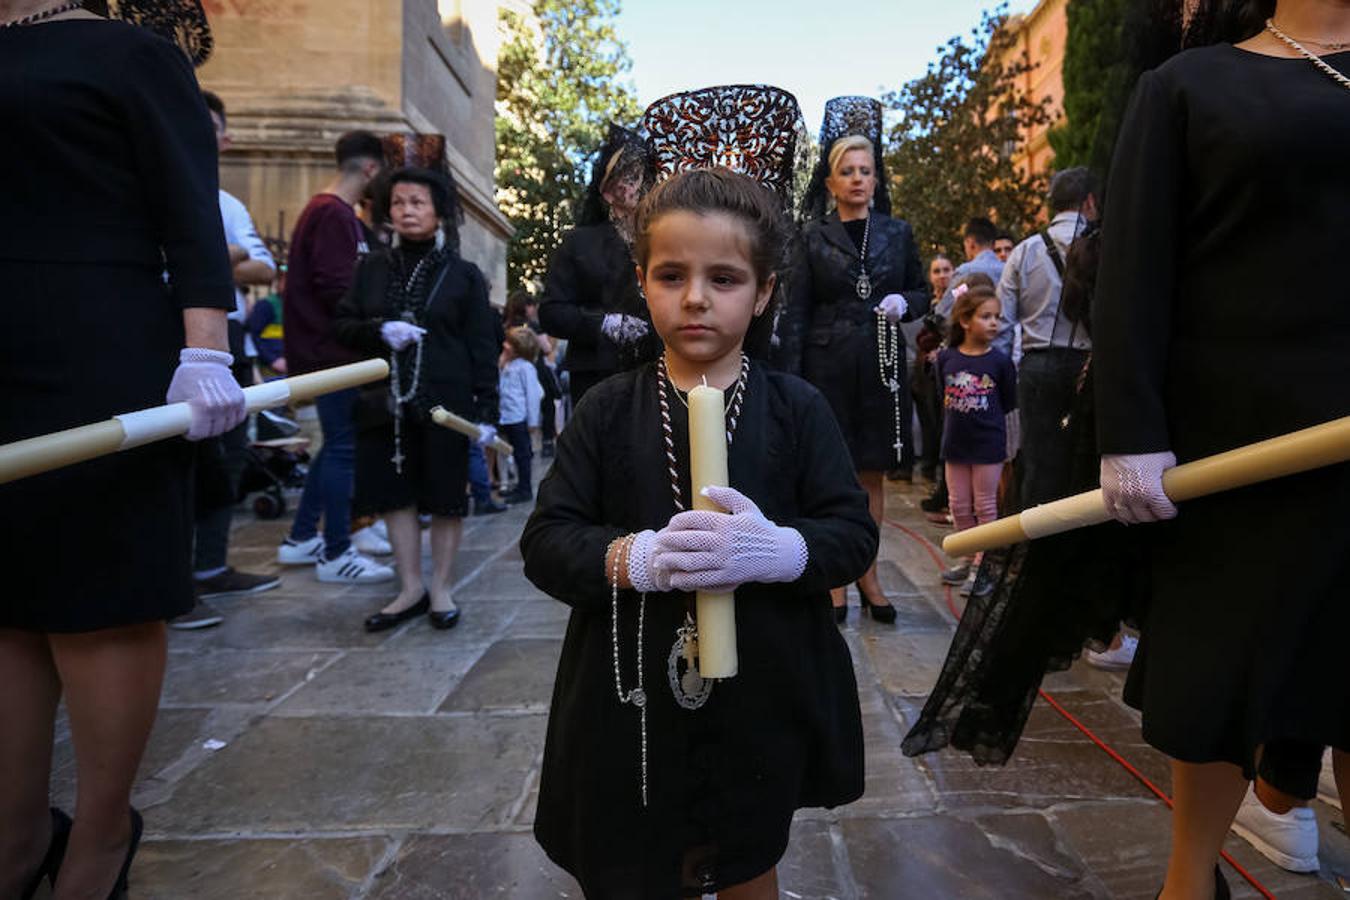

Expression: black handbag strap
xmin=1040 ymin=228 xmax=1066 ymax=277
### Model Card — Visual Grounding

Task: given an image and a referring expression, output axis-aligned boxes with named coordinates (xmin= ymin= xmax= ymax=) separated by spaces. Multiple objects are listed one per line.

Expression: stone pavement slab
xmin=47 ymin=478 xmax=1340 ymax=898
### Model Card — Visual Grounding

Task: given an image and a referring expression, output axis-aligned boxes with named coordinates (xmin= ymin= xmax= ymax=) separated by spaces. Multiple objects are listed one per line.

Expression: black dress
xmin=779 ymin=211 xmax=930 ymax=472
xmin=1094 ymin=47 xmax=1350 ymax=771
xmin=520 ymin=363 xmax=876 ymax=897
xmin=538 ymin=221 xmax=659 ymax=402
xmin=333 ymin=241 xmax=499 ymax=518
xmin=0 ymin=20 xmax=233 ymax=632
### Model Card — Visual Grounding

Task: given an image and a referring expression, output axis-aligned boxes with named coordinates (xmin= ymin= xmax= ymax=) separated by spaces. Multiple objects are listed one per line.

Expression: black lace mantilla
xmin=801 ymin=95 xmax=892 ymax=222
xmin=576 ymin=122 xmax=654 ymax=228
xmin=106 ymin=0 xmax=213 ymax=66
xmin=641 ymin=84 xmax=807 ymax=212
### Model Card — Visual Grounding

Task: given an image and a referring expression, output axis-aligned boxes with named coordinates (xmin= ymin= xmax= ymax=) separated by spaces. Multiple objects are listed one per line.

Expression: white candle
xmin=688 ymin=380 xmax=737 ymax=678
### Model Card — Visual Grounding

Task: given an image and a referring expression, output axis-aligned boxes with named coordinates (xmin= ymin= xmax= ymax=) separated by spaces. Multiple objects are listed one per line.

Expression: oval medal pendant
xmin=856 ymin=272 xmax=872 ymax=301
xmin=667 ymin=633 xmax=713 ymax=710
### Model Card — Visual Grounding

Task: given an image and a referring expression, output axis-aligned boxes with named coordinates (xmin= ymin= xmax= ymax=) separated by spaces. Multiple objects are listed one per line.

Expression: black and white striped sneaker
xmin=315 ymin=546 xmax=395 ymax=584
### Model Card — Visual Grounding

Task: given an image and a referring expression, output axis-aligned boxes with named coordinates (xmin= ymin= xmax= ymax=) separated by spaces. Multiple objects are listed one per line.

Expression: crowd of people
xmin=1 ymin=0 xmax=1346 ymax=899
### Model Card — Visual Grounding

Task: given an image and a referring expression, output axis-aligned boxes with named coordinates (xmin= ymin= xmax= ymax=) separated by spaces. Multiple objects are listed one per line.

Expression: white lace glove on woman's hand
xmin=874 ymin=293 xmax=908 ymax=323
xmin=649 ymin=486 xmax=809 ymax=594
xmin=381 ymin=320 xmax=427 ymax=351
xmin=1100 ymin=452 xmax=1178 ymax=524
xmin=165 ymin=348 xmax=246 ymax=441
xmin=600 ymin=313 xmax=649 ymax=345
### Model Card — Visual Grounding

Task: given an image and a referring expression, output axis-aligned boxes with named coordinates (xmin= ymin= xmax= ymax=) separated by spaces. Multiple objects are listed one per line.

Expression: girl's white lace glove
xmin=381 ymin=320 xmax=427 ymax=351
xmin=626 ymin=529 xmax=665 ymax=593
xmin=875 ymin=293 xmax=908 ymax=323
xmin=650 ymin=486 xmax=809 ymax=594
xmin=1100 ymin=452 xmax=1178 ymax=524
xmin=600 ymin=313 xmax=649 ymax=345
xmin=165 ymin=348 xmax=246 ymax=441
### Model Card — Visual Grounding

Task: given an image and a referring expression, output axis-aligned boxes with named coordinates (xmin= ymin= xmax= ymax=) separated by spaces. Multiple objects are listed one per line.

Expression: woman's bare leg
xmin=855 ymin=470 xmax=890 ymax=607
xmin=49 ymin=622 xmax=167 ymax=900
xmin=1159 ymin=759 xmax=1247 ymax=900
xmin=0 ymin=629 xmax=62 ymax=897
xmin=1334 ymin=748 xmax=1349 ymax=813
xmin=718 ymin=865 xmax=777 ymax=900
xmin=379 ymin=506 xmax=425 ymax=615
xmin=428 ymin=515 xmax=464 ymax=613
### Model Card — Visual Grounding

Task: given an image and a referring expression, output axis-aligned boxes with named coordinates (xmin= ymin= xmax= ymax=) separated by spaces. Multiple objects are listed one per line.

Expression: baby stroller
xmin=237 ymin=408 xmax=310 ymax=519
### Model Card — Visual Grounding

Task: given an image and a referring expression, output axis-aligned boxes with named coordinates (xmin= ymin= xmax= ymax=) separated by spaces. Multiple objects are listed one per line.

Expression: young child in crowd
xmin=520 ymin=168 xmax=877 ymax=898
xmin=499 ymin=325 xmax=543 ymax=504
xmin=937 ymin=280 xmax=1018 ymax=592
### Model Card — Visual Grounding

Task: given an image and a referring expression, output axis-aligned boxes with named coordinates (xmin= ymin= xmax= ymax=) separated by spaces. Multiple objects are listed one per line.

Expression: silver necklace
xmin=853 ymin=215 xmax=873 ymax=301
xmin=387 ymin=254 xmax=434 ymax=473
xmin=609 ymin=534 xmax=648 ymax=806
xmin=653 ymin=354 xmax=749 ymax=710
xmin=1266 ymin=19 xmax=1350 ymax=91
xmin=876 ymin=309 xmax=904 ymax=464
xmin=0 ymin=0 xmax=80 ymax=27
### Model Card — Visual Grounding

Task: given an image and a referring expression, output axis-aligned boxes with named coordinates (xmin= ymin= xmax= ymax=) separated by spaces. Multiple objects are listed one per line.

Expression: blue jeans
xmin=289 ymin=387 xmax=356 ymax=557
xmin=467 ymin=441 xmax=491 ymax=505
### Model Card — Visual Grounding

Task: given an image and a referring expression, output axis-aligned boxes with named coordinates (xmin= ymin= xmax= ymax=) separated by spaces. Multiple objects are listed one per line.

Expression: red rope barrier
xmin=883 ymin=517 xmax=1278 ymax=900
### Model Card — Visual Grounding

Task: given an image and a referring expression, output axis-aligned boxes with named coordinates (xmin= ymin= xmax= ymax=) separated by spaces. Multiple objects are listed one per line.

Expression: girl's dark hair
xmin=948 ymin=283 xmax=999 ymax=348
xmin=633 ymin=168 xmax=791 ymax=358
xmin=504 ymin=289 xmax=535 ymax=328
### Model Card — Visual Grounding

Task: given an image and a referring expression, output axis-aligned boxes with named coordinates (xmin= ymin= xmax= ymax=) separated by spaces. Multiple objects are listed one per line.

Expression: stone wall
xmin=197 ymin=0 xmax=511 ymax=305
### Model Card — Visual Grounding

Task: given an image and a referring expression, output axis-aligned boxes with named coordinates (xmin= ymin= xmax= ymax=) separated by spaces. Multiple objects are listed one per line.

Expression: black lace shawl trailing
xmin=900 ymin=364 xmax=1150 ymax=765
xmin=84 ymin=0 xmax=213 ymax=65
xmin=800 ymin=95 xmax=892 ymax=223
xmin=575 ymin=123 xmax=653 ymax=228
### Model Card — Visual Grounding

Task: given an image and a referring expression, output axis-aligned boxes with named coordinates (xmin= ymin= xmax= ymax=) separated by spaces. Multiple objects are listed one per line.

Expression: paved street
xmin=44 ymin=474 xmax=1348 ymax=899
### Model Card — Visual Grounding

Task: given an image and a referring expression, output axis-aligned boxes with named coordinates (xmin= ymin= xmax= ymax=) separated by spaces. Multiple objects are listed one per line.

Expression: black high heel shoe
xmin=364 ymin=593 xmax=429 ymax=632
xmin=1154 ymin=866 xmax=1229 ymax=900
xmin=106 ymin=807 xmax=143 ymax=900
xmin=19 ymin=807 xmax=72 ymax=900
xmin=857 ymin=583 xmax=898 ymax=624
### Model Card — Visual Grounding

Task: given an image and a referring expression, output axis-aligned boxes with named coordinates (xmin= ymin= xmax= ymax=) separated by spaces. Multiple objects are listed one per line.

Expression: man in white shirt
xmin=996 ymin=167 xmax=1098 ymax=508
xmin=176 ymin=91 xmax=280 ymax=628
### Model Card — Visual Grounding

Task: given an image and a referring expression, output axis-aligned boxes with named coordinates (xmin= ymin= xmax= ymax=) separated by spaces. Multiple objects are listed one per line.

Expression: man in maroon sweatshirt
xmin=276 ymin=132 xmax=394 ymax=584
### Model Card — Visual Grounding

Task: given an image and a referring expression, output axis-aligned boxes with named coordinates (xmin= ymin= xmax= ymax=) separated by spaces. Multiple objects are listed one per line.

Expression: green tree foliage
xmin=1048 ymin=0 xmax=1133 ymax=174
xmin=883 ymin=7 xmax=1054 ymax=259
xmin=495 ymin=0 xmax=641 ymax=291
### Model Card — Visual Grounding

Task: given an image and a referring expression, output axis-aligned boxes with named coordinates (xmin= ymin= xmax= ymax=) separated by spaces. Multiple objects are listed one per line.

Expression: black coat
xmin=778 ymin=211 xmax=930 ymax=471
xmin=333 ymin=247 xmax=499 ymax=427
xmin=538 ymin=221 xmax=657 ymax=376
xmin=520 ymin=363 xmax=876 ymax=897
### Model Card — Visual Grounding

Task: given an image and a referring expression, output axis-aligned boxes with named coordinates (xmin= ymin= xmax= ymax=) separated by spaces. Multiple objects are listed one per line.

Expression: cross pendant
xmin=391 ymin=451 xmax=404 ymax=473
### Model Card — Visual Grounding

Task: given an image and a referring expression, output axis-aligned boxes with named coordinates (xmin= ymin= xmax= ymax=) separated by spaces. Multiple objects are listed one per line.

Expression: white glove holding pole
xmin=380 ymin=320 xmax=427 ymax=351
xmin=875 ymin=293 xmax=908 ymax=323
xmin=650 ymin=486 xmax=808 ymax=594
xmin=1100 ymin=452 xmax=1178 ymax=524
xmin=600 ymin=313 xmax=649 ymax=346
xmin=165 ymin=348 xmax=246 ymax=441
xmin=475 ymin=423 xmax=497 ymax=447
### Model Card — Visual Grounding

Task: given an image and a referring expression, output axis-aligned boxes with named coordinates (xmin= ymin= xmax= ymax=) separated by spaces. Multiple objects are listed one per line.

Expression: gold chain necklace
xmin=1265 ymin=19 xmax=1350 ymax=92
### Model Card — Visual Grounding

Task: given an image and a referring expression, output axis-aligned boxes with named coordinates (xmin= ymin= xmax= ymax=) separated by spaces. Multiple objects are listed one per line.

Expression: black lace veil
xmin=85 ymin=0 xmax=214 ymax=65
xmin=800 ymin=96 xmax=891 ymax=223
xmin=575 ymin=123 xmax=653 ymax=228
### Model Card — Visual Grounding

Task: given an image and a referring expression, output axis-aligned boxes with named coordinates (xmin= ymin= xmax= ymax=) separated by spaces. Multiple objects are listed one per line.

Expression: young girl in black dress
xmin=521 ymin=167 xmax=877 ymax=898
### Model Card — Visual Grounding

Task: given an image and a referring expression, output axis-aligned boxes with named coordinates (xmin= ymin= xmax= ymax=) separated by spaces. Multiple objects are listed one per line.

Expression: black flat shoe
xmin=363 ymin=593 xmax=429 ymax=632
xmin=20 ymin=807 xmax=72 ymax=900
xmin=833 ymin=604 xmax=848 ymax=624
xmin=106 ymin=808 xmax=143 ymax=900
xmin=428 ymin=606 xmax=461 ymax=630
xmin=858 ymin=584 xmax=898 ymax=624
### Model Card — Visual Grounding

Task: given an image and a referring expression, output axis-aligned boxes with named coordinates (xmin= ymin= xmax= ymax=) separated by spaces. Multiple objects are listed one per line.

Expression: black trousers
xmin=502 ymin=421 xmax=533 ymax=497
xmin=1017 ymin=348 xmax=1089 ymax=509
xmin=194 ymin=320 xmax=253 ymax=572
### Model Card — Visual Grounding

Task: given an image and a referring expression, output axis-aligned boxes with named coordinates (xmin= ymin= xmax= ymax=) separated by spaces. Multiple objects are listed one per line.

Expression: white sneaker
xmin=277 ymin=535 xmax=324 ymax=566
xmin=1318 ymin=749 xmax=1341 ymax=810
xmin=352 ymin=525 xmax=392 ymax=556
xmin=369 ymin=519 xmax=389 ymax=541
xmin=1232 ymin=786 xmax=1319 ymax=873
xmin=1085 ymin=633 xmax=1138 ymax=670
xmin=316 ymin=547 xmax=395 ymax=584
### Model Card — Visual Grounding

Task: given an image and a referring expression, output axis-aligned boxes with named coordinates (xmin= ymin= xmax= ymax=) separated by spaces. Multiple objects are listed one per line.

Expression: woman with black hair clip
xmin=780 ymin=96 xmax=931 ymax=624
xmin=334 ymin=167 xmax=500 ymax=633
xmin=1093 ymin=0 xmax=1349 ymax=896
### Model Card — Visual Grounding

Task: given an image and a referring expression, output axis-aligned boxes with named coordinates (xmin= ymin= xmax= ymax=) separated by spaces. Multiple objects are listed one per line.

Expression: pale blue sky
xmin=613 ymin=0 xmax=1038 ymax=130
